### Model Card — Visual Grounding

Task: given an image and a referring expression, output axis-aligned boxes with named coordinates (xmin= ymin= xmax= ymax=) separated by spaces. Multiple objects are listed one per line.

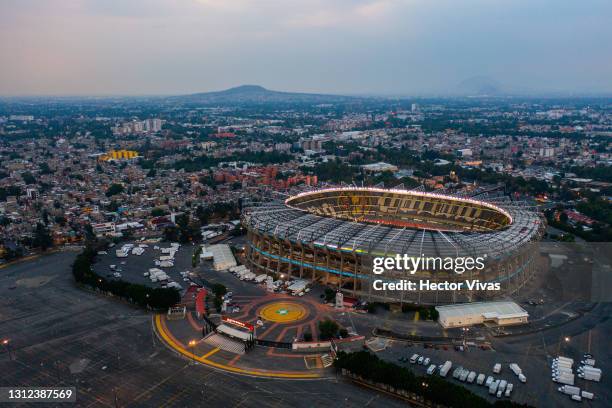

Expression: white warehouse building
xmin=435 ymin=301 xmax=529 ymax=329
xmin=205 ymin=244 xmax=237 ymax=271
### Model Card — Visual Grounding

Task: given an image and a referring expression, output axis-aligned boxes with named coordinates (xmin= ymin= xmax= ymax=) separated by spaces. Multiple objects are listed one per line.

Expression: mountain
xmin=455 ymin=76 xmax=504 ymax=96
xmin=168 ymin=85 xmax=357 ymax=105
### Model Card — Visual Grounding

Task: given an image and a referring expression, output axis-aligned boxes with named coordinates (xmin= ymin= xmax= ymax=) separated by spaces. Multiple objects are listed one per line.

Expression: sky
xmin=1 ymin=0 xmax=611 ymax=96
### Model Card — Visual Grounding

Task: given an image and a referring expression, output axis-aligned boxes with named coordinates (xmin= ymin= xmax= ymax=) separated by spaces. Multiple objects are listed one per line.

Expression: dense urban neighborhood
xmin=2 ymin=91 xmax=612 ymax=259
xmin=1 ymin=89 xmax=611 ymax=407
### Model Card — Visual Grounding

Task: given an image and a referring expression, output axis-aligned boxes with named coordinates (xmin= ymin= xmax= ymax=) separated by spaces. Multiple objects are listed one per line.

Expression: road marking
xmin=201 ymin=347 xmax=220 ymax=359
xmin=0 ymin=254 xmax=39 ymax=269
xmin=258 ymin=322 xmax=279 ymax=338
xmin=131 ymin=361 xmax=190 ymax=403
xmin=587 ymin=329 xmax=592 ymax=353
xmin=187 ymin=312 xmax=203 ymax=331
xmin=154 ymin=315 xmax=320 ymax=379
xmin=228 ymin=354 xmax=241 ymax=366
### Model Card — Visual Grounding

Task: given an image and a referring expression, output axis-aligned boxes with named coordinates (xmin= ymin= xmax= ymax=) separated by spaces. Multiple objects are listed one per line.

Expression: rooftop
xmin=436 ymin=301 xmax=528 ymax=318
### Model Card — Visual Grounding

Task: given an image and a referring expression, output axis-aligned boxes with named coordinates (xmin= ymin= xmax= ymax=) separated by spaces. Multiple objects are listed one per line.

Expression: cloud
xmin=0 ymin=0 xmax=611 ymax=95
xmin=282 ymin=0 xmax=404 ymax=29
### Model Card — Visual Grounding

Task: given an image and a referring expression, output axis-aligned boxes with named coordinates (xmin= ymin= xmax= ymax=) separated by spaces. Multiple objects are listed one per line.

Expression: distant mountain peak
xmin=223 ymin=84 xmax=269 ymax=93
xmin=456 ymin=76 xmax=503 ymax=96
xmin=170 ymin=85 xmax=355 ymax=105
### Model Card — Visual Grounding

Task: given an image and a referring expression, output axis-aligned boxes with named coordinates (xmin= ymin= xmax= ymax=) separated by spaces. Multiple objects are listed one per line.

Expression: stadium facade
xmin=242 ymin=187 xmax=544 ymax=304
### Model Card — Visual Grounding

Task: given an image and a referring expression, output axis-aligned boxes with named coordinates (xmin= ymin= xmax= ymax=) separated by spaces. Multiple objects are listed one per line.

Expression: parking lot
xmin=84 ymin=238 xmax=612 ymax=407
xmin=92 ymin=240 xmax=198 ymax=290
xmin=374 ymin=302 xmax=612 ymax=408
xmin=0 ymin=251 xmax=406 ymax=408
xmin=379 ymin=342 xmax=541 ymax=403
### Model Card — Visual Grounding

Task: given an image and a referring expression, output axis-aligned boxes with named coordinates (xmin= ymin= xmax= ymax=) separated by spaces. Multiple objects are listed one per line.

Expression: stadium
xmin=242 ymin=187 xmax=545 ymax=304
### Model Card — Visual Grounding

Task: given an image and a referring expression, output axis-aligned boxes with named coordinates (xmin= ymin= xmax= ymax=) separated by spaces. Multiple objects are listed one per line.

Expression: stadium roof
xmin=242 ymin=187 xmax=543 ymax=261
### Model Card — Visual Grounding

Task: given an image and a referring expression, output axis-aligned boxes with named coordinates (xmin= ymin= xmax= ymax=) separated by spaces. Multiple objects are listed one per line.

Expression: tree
xmin=148 ymin=288 xmax=181 ymax=309
xmin=32 ymin=222 xmax=53 ymax=250
xmin=84 ymin=223 xmax=96 ymax=242
xmin=39 ymin=162 xmax=54 ymax=175
xmin=213 ymin=296 xmax=223 ymax=312
xmin=22 ymin=172 xmax=36 ymax=185
xmin=0 ymin=185 xmax=21 ymax=201
xmin=318 ymin=319 xmax=339 ymax=340
xmin=333 ymin=351 xmax=513 ymax=408
xmin=211 ymin=283 xmax=227 ymax=298
xmin=71 ymin=246 xmax=180 ymax=310
xmin=54 ymin=215 xmax=67 ymax=226
xmin=175 ymin=213 xmax=200 ymax=243
xmin=163 ymin=226 xmax=179 ymax=242
xmin=324 ymin=288 xmax=336 ymax=302
xmin=105 ymin=183 xmax=124 ymax=197
xmin=192 ymin=246 xmax=202 ymax=267
xmin=151 ymin=207 xmax=167 ymax=217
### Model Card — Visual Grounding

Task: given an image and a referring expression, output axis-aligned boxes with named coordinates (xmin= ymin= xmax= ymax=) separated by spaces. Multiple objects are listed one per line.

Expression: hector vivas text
xmin=371 ymin=254 xmax=501 ymax=292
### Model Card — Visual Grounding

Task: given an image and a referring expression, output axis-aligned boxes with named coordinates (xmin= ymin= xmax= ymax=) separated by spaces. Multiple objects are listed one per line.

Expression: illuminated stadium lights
xmin=243 ymin=186 xmax=544 ymax=305
xmin=285 ymin=186 xmax=514 ymax=226
xmin=284 ymin=187 xmax=513 ymax=232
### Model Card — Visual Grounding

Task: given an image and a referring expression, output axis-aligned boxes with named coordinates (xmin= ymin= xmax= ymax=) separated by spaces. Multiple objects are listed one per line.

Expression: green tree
xmin=151 ymin=207 xmax=167 ymax=217
xmin=54 ymin=215 xmax=67 ymax=226
xmin=32 ymin=222 xmax=53 ymax=250
xmin=22 ymin=172 xmax=36 ymax=185
xmin=105 ymin=183 xmax=124 ymax=197
xmin=318 ymin=319 xmax=339 ymax=340
xmin=163 ymin=226 xmax=179 ymax=242
xmin=39 ymin=162 xmax=54 ymax=175
xmin=0 ymin=185 xmax=21 ymax=201
xmin=211 ymin=283 xmax=227 ymax=298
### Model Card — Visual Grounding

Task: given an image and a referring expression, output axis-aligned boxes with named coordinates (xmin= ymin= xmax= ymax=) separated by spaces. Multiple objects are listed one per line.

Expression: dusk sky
xmin=1 ymin=0 xmax=611 ymax=96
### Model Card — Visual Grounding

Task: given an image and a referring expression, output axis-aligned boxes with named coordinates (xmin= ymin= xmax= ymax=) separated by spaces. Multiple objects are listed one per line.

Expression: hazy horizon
xmin=1 ymin=0 xmax=611 ymax=97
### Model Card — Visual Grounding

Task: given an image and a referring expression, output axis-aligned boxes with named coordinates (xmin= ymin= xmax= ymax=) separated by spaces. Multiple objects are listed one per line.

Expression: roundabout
xmin=259 ymin=301 xmax=309 ymax=323
xmin=153 ymin=292 xmax=340 ymax=379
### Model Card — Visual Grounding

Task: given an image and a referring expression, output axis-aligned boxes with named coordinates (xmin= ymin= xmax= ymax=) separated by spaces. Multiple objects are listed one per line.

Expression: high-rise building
xmin=144 ymin=118 xmax=163 ymax=133
xmin=539 ymin=147 xmax=555 ymax=158
xmin=111 ymin=118 xmax=163 ymax=135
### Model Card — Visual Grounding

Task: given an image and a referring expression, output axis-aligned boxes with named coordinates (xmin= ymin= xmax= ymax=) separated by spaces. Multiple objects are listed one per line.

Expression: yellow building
xmin=99 ymin=150 xmax=139 ymax=161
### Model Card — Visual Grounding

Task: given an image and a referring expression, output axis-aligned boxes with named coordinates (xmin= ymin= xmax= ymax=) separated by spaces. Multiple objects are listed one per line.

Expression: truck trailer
xmin=439 ymin=361 xmax=452 ymax=378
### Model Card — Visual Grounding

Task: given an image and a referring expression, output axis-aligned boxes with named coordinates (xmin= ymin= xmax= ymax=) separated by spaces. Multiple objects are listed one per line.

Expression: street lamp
xmin=462 ymin=327 xmax=469 ymax=347
xmin=564 ymin=336 xmax=570 ymax=343
xmin=188 ymin=340 xmax=197 ymax=365
xmin=1 ymin=339 xmax=12 ymax=360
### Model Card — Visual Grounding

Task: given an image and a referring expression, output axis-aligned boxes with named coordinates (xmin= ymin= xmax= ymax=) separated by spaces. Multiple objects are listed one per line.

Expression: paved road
xmin=0 ymin=252 xmax=405 ymax=408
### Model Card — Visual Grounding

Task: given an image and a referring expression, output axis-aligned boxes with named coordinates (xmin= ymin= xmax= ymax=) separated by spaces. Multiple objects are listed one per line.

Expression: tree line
xmin=72 ymin=246 xmax=180 ymax=310
xmin=335 ymin=351 xmax=533 ymax=408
